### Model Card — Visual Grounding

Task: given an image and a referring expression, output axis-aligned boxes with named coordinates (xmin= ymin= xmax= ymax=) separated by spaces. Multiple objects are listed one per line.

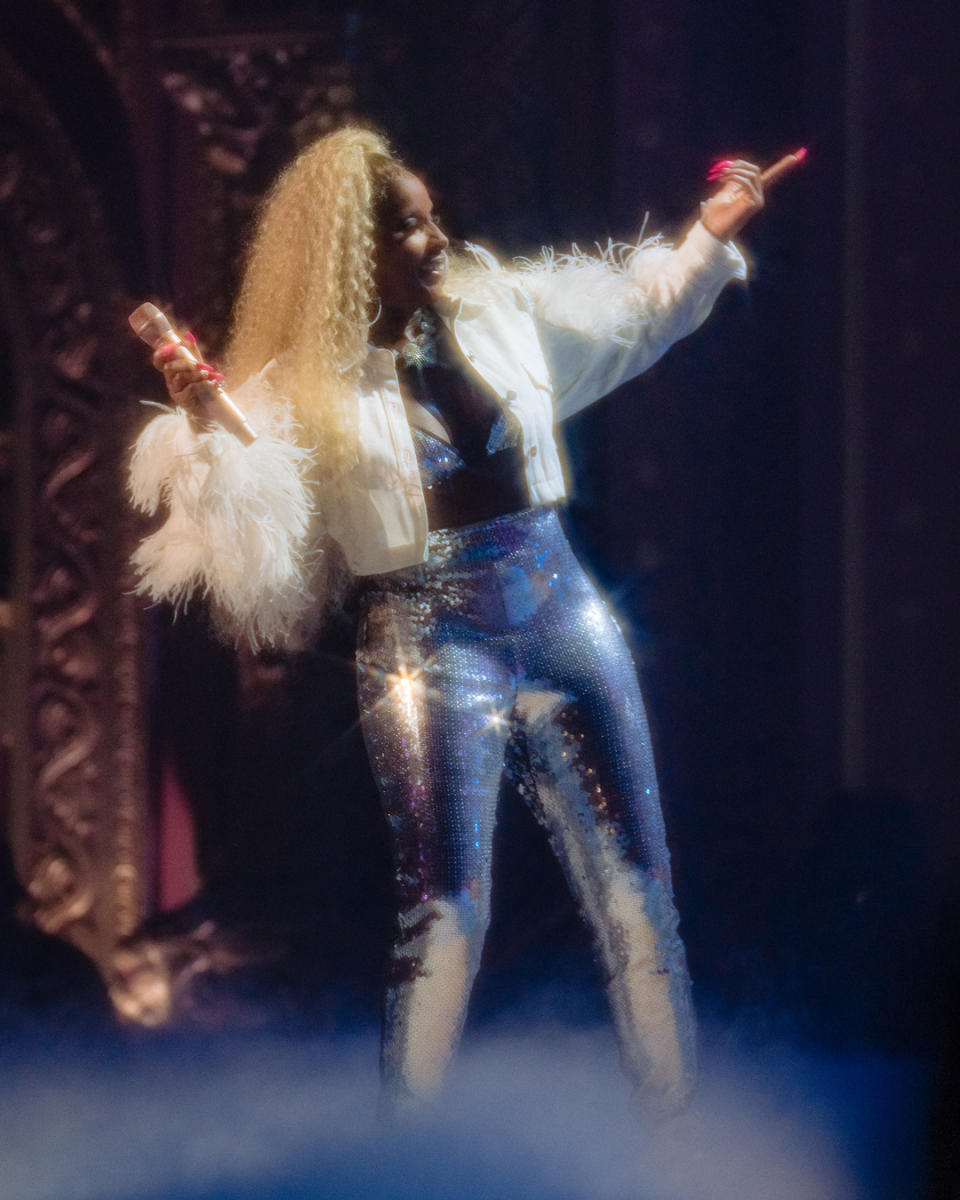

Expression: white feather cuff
xmin=128 ymin=381 xmax=318 ymax=649
xmin=511 ymin=236 xmax=675 ymax=344
xmin=464 ymin=222 xmax=744 ymax=348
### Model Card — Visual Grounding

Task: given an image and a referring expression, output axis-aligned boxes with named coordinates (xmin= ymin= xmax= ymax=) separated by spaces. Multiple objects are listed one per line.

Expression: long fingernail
xmin=794 ymin=147 xmax=808 ymax=162
xmin=184 ymin=330 xmax=198 ymax=344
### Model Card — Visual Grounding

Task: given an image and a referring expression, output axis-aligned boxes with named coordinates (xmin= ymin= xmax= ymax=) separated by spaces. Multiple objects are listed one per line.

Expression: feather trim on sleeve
xmin=127 ymin=373 xmax=318 ymax=649
xmin=509 ymin=236 xmax=675 ymax=345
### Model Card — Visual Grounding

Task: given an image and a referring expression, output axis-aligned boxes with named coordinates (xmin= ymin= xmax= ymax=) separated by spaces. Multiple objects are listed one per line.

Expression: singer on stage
xmin=129 ymin=127 xmax=787 ymax=1114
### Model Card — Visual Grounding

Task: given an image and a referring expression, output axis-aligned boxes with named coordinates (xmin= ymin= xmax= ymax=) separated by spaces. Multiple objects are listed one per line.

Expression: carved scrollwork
xmin=109 ymin=919 xmax=273 ymax=1028
xmin=0 ymin=49 xmax=148 ymax=967
xmin=159 ymin=37 xmax=356 ymax=181
xmin=145 ymin=32 xmax=358 ymax=343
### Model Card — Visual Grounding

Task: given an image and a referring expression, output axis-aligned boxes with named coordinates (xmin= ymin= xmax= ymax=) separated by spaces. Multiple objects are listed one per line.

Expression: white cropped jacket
xmin=128 ymin=220 xmax=746 ymax=646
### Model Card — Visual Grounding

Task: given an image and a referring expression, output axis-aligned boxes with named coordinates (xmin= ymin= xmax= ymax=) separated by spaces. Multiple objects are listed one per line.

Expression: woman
xmin=130 ymin=126 xmax=768 ymax=1114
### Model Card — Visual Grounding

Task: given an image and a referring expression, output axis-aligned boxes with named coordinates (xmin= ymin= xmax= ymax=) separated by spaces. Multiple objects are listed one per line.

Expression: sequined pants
xmin=357 ymin=505 xmax=695 ymax=1112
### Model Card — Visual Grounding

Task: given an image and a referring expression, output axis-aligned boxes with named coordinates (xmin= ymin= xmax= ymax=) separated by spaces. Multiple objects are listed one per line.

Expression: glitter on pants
xmin=357 ymin=505 xmax=695 ymax=1113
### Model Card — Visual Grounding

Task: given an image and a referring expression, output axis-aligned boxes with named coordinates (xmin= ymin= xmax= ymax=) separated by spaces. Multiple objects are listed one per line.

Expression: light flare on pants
xmin=357 ymin=504 xmax=695 ymax=1112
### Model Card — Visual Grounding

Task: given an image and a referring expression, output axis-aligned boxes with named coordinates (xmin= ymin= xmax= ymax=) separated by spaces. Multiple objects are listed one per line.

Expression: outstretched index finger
xmin=761 ymin=148 xmax=807 ymax=188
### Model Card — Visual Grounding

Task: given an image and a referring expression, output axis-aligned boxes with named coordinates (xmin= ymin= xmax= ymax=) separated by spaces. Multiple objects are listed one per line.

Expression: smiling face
xmin=374 ymin=169 xmax=449 ymax=319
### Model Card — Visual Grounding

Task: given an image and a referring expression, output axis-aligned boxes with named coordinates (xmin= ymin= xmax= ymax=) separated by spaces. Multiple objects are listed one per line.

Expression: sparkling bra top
xmin=397 ymin=310 xmax=529 ymax=530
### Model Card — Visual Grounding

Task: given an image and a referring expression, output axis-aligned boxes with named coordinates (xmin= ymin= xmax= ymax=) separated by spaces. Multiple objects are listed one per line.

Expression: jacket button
xmin=528 ymin=445 xmax=538 ymax=457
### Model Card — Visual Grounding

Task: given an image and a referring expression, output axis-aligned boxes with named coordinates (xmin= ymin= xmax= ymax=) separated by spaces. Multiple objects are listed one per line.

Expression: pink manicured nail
xmin=794 ymin=147 xmax=808 ymax=162
xmin=184 ymin=330 xmax=198 ymax=344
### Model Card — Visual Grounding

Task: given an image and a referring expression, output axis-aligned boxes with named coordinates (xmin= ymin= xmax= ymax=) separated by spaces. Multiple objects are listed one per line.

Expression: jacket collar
xmin=433 ymin=291 xmax=488 ymax=321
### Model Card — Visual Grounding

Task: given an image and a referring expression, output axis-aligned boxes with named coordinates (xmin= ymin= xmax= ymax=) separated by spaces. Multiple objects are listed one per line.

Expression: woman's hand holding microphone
xmin=152 ymin=338 xmax=226 ymax=414
xmin=128 ymin=303 xmax=257 ymax=445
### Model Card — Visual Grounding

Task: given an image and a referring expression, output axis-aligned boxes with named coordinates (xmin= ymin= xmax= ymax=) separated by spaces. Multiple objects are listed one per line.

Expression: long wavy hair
xmin=224 ymin=126 xmax=404 ymax=483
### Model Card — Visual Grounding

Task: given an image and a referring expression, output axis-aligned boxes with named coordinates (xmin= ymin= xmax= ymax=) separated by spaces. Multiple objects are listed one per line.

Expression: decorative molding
xmin=157 ymin=31 xmax=357 ymax=175
xmin=0 ymin=49 xmax=149 ymax=968
xmin=49 ymin=0 xmax=119 ymax=79
xmin=138 ymin=28 xmax=358 ymax=344
xmin=110 ymin=919 xmax=269 ymax=1027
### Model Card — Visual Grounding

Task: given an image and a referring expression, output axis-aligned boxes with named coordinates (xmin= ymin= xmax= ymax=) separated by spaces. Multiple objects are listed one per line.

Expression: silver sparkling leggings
xmin=357 ymin=505 xmax=695 ymax=1111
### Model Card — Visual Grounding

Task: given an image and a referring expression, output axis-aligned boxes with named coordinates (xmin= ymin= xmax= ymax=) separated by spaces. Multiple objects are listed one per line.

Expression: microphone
xmin=128 ymin=303 xmax=257 ymax=446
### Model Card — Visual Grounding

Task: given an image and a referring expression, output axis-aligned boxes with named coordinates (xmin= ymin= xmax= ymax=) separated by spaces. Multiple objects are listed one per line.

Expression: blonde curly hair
xmin=224 ymin=126 xmax=403 ymax=481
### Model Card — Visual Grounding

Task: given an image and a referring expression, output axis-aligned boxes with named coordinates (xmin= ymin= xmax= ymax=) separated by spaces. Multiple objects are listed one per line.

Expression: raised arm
xmin=522 ymin=220 xmax=743 ymax=421
xmin=523 ymin=152 xmax=802 ymax=420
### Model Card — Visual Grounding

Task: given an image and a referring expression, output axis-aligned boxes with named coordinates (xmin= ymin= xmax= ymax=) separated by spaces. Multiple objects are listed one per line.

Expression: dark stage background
xmin=1 ymin=1 xmax=957 ymax=1197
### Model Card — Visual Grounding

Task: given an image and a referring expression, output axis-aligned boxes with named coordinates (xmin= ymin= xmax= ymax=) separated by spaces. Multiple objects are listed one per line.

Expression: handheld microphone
xmin=128 ymin=303 xmax=258 ymax=446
